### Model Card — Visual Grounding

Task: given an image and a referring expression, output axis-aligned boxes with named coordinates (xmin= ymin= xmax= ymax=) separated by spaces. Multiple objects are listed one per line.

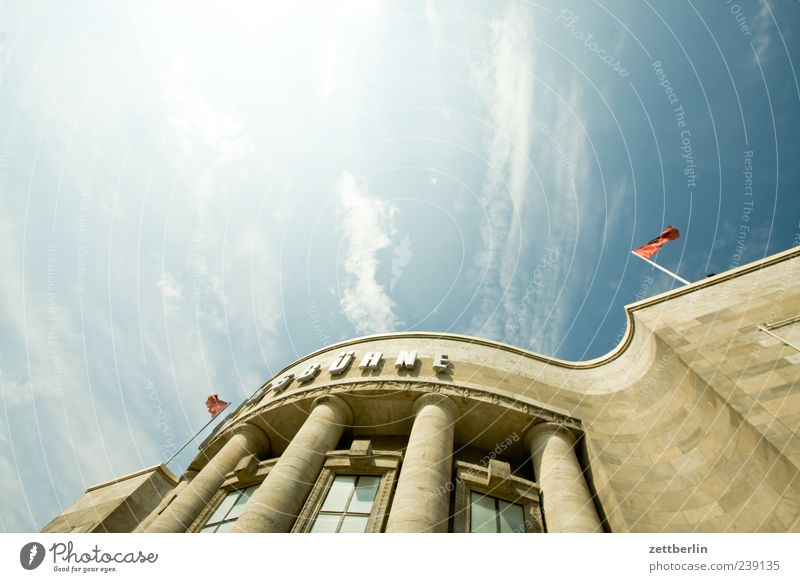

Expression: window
xmin=310 ymin=475 xmax=381 ymax=533
xmin=199 ymin=485 xmax=258 ymax=533
xmin=291 ymin=441 xmax=400 ymax=533
xmin=451 ymin=460 xmax=542 ymax=533
xmin=469 ymin=492 xmax=525 ymax=533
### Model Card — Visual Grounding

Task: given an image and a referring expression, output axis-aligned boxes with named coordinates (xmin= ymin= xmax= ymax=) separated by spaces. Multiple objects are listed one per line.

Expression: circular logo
xmin=20 ymin=542 xmax=46 ymax=570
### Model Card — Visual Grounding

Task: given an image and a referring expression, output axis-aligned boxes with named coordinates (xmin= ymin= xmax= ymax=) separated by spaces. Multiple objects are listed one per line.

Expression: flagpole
xmin=163 ymin=403 xmax=231 ymax=467
xmin=631 ymin=251 xmax=691 ymax=285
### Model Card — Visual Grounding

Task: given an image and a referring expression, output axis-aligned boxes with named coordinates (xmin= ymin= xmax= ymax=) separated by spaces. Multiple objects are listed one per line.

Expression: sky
xmin=0 ymin=0 xmax=798 ymax=532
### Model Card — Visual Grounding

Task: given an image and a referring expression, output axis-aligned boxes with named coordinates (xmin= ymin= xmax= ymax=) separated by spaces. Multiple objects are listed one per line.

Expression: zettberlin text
xmin=649 ymin=544 xmax=708 ymax=554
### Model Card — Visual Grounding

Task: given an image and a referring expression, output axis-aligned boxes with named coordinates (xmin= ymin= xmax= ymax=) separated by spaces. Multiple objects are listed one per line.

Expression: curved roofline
xmin=202 ymin=246 xmax=800 ymax=468
xmin=260 ymin=246 xmax=800 ymax=380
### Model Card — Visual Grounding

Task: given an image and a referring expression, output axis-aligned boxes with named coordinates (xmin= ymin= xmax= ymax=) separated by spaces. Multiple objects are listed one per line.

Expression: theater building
xmin=43 ymin=247 xmax=800 ymax=533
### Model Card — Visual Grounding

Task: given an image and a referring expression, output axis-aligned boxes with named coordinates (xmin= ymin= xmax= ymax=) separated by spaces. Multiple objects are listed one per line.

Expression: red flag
xmin=205 ymin=394 xmax=229 ymax=418
xmin=632 ymin=226 xmax=680 ymax=259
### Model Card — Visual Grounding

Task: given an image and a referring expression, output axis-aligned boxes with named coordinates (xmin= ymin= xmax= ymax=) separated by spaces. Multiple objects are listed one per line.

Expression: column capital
xmin=412 ymin=392 xmax=458 ymax=420
xmin=311 ymin=394 xmax=353 ymax=426
xmin=232 ymin=422 xmax=271 ymax=457
xmin=523 ymin=422 xmax=578 ymax=451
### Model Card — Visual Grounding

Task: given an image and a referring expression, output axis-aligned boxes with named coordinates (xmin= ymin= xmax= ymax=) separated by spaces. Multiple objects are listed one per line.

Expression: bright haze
xmin=0 ymin=0 xmax=798 ymax=531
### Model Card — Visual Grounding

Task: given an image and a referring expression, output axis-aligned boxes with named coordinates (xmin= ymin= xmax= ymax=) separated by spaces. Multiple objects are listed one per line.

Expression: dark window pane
xmin=470 ymin=492 xmax=497 ymax=533
xmin=498 ymin=499 xmax=525 ymax=533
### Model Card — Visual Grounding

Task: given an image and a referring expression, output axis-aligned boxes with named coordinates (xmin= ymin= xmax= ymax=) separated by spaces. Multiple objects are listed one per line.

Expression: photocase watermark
xmin=540 ymin=488 xmax=577 ymax=513
xmin=141 ymin=372 xmax=177 ymax=461
xmin=424 ymin=432 xmax=521 ymax=501
xmin=397 ymin=8 xmax=500 ymax=32
xmin=189 ymin=192 xmax=209 ymax=303
xmin=729 ymin=150 xmax=754 ymax=269
xmin=47 ymin=244 xmax=65 ymax=397
xmin=0 ymin=87 xmax=28 ymax=211
xmin=20 ymin=541 xmax=159 ymax=573
xmin=75 ymin=180 xmax=92 ymax=295
xmin=478 ymin=431 xmax=521 ymax=467
xmin=652 ymin=60 xmax=698 ymax=197
xmin=531 ymin=118 xmax=572 ymax=172
xmin=638 ymin=334 xmax=682 ymax=403
xmin=726 ymin=0 xmax=753 ymax=37
xmin=449 ymin=73 xmax=572 ymax=172
xmin=390 ymin=234 xmax=413 ymax=291
xmin=19 ymin=542 xmax=45 ymax=571
xmin=556 ymin=9 xmax=629 ymax=77
xmin=612 ymin=275 xmax=655 ymax=346
xmin=507 ymin=247 xmax=560 ymax=334
xmin=307 ymin=301 xmax=332 ymax=346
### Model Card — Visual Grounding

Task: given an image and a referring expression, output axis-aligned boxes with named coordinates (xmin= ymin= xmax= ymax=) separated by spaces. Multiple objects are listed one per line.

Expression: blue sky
xmin=0 ymin=0 xmax=798 ymax=531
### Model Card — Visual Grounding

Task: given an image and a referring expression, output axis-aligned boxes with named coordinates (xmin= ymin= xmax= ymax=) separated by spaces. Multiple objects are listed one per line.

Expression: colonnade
xmin=146 ymin=394 xmax=601 ymax=533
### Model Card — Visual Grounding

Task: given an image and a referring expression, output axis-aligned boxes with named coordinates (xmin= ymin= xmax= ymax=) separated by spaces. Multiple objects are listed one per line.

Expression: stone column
xmin=135 ymin=469 xmax=197 ymax=533
xmin=523 ymin=423 xmax=602 ymax=533
xmin=147 ymin=423 xmax=269 ymax=533
xmin=231 ymin=395 xmax=353 ymax=533
xmin=385 ymin=393 xmax=458 ymax=533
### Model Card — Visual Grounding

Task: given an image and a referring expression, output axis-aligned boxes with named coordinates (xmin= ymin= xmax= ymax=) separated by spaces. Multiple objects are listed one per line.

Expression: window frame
xmin=309 ymin=474 xmax=383 ymax=533
xmin=452 ymin=460 xmax=542 ymax=533
xmin=188 ymin=456 xmax=277 ymax=532
xmin=197 ymin=484 xmax=260 ymax=533
xmin=468 ymin=490 xmax=527 ymax=533
xmin=292 ymin=441 xmax=400 ymax=533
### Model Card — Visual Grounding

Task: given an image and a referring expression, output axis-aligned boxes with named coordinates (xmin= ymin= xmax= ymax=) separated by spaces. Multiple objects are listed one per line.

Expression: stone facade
xmin=42 ymin=247 xmax=800 ymax=533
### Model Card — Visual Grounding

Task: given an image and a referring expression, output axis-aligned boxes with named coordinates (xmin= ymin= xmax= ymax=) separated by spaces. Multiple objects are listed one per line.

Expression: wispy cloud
xmin=466 ymin=2 xmax=596 ymax=356
xmin=337 ymin=172 xmax=401 ymax=335
xmin=156 ymin=51 xmax=283 ymax=383
xmin=0 ymin=214 xmax=161 ymax=531
xmin=158 ymin=273 xmax=183 ymax=309
xmin=467 ymin=2 xmax=534 ymax=340
xmin=525 ymin=74 xmax=596 ymax=356
xmin=162 ymin=54 xmax=255 ymax=163
xmin=751 ymin=2 xmax=773 ymax=65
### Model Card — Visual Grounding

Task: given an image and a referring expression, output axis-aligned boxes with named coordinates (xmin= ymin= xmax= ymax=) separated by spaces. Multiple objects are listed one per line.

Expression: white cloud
xmin=0 ymin=217 xmax=168 ymax=530
xmin=162 ymin=54 xmax=255 ymax=163
xmin=525 ymin=75 xmax=595 ymax=356
xmin=158 ymin=274 xmax=182 ymax=301
xmin=751 ymin=2 xmax=773 ymax=65
xmin=466 ymin=2 xmax=596 ymax=356
xmin=0 ymin=378 xmax=33 ymax=408
xmin=466 ymin=3 xmax=533 ymax=338
xmin=337 ymin=172 xmax=401 ymax=335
